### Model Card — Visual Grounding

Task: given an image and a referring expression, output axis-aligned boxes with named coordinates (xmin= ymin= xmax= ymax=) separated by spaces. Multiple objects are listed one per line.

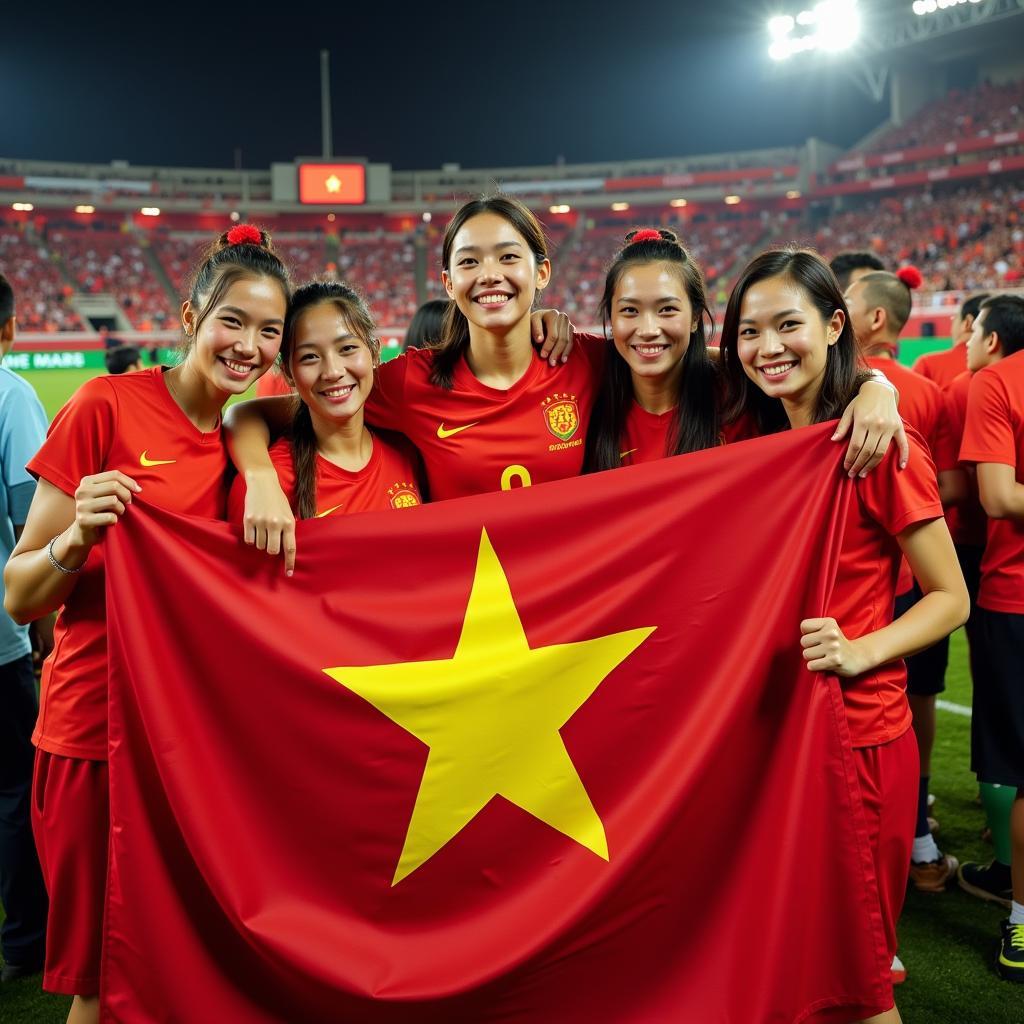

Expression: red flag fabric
xmin=101 ymin=424 xmax=891 ymax=1023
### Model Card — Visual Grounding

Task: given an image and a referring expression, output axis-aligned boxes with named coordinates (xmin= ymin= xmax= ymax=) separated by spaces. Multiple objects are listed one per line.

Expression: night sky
xmin=3 ymin=2 xmax=888 ymax=172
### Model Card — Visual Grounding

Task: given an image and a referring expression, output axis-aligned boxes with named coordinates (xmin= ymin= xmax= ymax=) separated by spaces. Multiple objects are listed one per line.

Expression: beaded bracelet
xmin=47 ymin=533 xmax=83 ymax=575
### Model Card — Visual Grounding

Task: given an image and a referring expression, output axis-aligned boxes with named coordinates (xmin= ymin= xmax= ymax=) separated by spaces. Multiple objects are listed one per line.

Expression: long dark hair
xmin=720 ymin=247 xmax=868 ymax=434
xmin=280 ymin=280 xmax=379 ymax=520
xmin=582 ymin=228 xmax=719 ymax=473
xmin=430 ymin=195 xmax=549 ymax=390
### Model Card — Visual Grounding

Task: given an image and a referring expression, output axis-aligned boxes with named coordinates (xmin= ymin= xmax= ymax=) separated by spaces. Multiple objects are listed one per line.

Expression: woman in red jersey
xmin=582 ymin=227 xmax=908 ymax=472
xmin=718 ymin=248 xmax=968 ymax=1024
xmin=227 ymin=280 xmax=424 ymax=526
xmin=3 ymin=226 xmax=290 ymax=1024
xmin=228 ymin=201 xmax=904 ymax=571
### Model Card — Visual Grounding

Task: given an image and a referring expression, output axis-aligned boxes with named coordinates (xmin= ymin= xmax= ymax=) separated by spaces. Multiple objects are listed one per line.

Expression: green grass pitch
xmin=0 ymin=368 xmax=1018 ymax=1022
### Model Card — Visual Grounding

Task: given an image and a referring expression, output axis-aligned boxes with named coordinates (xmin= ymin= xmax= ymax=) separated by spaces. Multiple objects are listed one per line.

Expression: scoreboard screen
xmin=298 ymin=163 xmax=366 ymax=204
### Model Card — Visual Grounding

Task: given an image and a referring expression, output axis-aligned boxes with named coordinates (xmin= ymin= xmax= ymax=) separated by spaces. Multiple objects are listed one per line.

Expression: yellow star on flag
xmin=324 ymin=529 xmax=655 ymax=885
xmin=325 ymin=174 xmax=342 ymax=193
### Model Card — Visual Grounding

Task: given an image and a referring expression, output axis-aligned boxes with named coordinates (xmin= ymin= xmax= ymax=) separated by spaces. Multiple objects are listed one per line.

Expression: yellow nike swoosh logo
xmin=620 ymin=448 xmax=638 ymax=460
xmin=437 ymin=421 xmax=479 ymax=439
xmin=139 ymin=450 xmax=176 ymax=467
xmin=315 ymin=504 xmax=344 ymax=518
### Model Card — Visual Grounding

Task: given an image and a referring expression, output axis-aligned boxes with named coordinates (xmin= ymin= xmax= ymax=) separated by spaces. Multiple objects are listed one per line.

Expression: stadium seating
xmin=0 ymin=228 xmax=82 ymax=331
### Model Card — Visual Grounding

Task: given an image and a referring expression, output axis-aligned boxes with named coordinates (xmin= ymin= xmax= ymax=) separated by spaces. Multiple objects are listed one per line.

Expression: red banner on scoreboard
xmin=298 ymin=163 xmax=366 ymax=205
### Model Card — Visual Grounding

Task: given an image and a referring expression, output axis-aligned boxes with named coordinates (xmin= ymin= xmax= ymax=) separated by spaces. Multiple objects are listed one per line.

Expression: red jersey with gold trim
xmin=227 ymin=431 xmax=423 ymax=523
xmin=913 ymin=343 xmax=967 ymax=390
xmin=364 ymin=337 xmax=605 ymax=500
xmin=942 ymin=370 xmax=987 ymax=547
xmin=27 ymin=368 xmax=228 ymax=760
xmin=960 ymin=351 xmax=1024 ymax=614
xmin=829 ymin=429 xmax=943 ymax=747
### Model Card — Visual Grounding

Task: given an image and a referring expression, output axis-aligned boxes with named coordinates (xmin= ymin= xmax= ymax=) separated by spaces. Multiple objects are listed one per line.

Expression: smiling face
xmin=441 ymin=212 xmax=550 ymax=337
xmin=611 ymin=261 xmax=696 ymax=384
xmin=288 ymin=301 xmax=375 ymax=425
xmin=736 ymin=274 xmax=843 ymax=419
xmin=181 ymin=274 xmax=286 ymax=395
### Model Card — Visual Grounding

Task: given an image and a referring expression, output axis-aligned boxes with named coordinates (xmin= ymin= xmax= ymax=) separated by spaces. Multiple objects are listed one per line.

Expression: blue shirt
xmin=0 ymin=366 xmax=48 ymax=664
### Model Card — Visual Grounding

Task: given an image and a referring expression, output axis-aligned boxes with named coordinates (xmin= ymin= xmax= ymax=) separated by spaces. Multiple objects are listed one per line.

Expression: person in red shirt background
xmin=844 ymin=268 xmax=961 ymax=897
xmin=228 ymin=280 xmax=424 ymax=528
xmin=956 ymin=294 xmax=1024 ymax=981
xmin=2 ymin=225 xmax=290 ymax=1024
xmin=720 ymin=248 xmax=968 ymax=1009
xmin=913 ymin=292 xmax=989 ymax=388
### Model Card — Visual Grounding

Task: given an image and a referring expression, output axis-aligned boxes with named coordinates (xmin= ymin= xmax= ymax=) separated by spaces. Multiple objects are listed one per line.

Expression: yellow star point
xmin=324 ymin=528 xmax=654 ymax=885
xmin=325 ymin=174 xmax=341 ymax=193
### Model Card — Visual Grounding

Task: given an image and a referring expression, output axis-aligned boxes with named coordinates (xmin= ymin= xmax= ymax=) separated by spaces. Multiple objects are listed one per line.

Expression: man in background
xmin=0 ymin=272 xmax=50 ymax=982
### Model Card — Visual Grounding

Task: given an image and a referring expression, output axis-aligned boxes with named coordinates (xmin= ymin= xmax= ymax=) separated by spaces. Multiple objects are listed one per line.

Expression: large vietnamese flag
xmin=101 ymin=424 xmax=892 ymax=1023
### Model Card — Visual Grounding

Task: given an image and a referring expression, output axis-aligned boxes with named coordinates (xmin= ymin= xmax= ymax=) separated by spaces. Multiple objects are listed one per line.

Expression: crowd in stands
xmin=0 ymin=230 xmax=81 ymax=331
xmin=865 ymin=79 xmax=1024 ymax=153
xmin=48 ymin=229 xmax=175 ymax=330
xmin=811 ymin=181 xmax=1024 ymax=293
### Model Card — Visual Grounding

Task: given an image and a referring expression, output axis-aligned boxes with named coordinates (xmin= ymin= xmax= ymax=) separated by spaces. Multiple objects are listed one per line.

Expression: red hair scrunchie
xmin=896 ymin=265 xmax=923 ymax=290
xmin=629 ymin=228 xmax=664 ymax=245
xmin=226 ymin=224 xmax=263 ymax=246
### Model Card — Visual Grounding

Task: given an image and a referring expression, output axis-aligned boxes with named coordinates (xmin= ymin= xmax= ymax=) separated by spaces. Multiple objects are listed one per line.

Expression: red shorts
xmin=853 ymin=729 xmax=918 ymax=959
xmin=31 ymin=750 xmax=108 ymax=996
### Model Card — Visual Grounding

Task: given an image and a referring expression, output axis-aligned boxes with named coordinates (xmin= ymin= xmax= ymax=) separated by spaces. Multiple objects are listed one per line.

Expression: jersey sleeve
xmin=960 ymin=369 xmax=1016 ymax=468
xmin=0 ymin=384 xmax=49 ymax=523
xmin=857 ymin=429 xmax=943 ymax=537
xmin=364 ymin=354 xmax=411 ymax=433
xmin=27 ymin=377 xmax=117 ymax=497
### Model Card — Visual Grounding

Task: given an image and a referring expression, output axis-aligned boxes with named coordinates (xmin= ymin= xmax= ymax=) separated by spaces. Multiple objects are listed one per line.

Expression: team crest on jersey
xmin=541 ymin=393 xmax=580 ymax=442
xmin=387 ymin=482 xmax=420 ymax=509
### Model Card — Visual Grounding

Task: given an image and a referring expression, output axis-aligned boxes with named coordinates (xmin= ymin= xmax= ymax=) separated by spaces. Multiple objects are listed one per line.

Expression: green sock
xmin=980 ymin=782 xmax=1015 ymax=865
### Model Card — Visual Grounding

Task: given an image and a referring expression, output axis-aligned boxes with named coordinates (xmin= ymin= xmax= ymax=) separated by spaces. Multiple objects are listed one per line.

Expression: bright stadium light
xmin=549 ymin=204 xmax=571 ymax=214
xmin=75 ymin=205 xmax=95 ymax=214
xmin=767 ymin=0 xmax=861 ymax=59
xmin=611 ymin=202 xmax=630 ymax=211
xmin=140 ymin=207 xmax=160 ymax=217
xmin=913 ymin=0 xmax=982 ymax=13
xmin=12 ymin=202 xmax=33 ymax=211
xmin=724 ymin=195 xmax=742 ymax=205
xmin=670 ymin=198 xmax=688 ymax=208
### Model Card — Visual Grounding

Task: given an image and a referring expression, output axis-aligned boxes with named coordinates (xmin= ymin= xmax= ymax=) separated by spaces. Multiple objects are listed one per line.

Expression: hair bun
xmin=226 ymin=224 xmax=264 ymax=247
xmin=896 ymin=265 xmax=923 ymax=290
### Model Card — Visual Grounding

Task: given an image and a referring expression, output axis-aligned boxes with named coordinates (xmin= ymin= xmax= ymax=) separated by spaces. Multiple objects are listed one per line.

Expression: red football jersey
xmin=28 ymin=368 xmax=229 ymax=760
xmin=913 ymin=343 xmax=968 ymax=390
xmin=960 ymin=351 xmax=1024 ymax=614
xmin=363 ymin=337 xmax=605 ymax=500
xmin=827 ymin=428 xmax=943 ymax=747
xmin=864 ymin=356 xmax=943 ymax=594
xmin=620 ymin=403 xmax=675 ymax=466
xmin=227 ymin=431 xmax=423 ymax=524
xmin=942 ymin=371 xmax=987 ymax=547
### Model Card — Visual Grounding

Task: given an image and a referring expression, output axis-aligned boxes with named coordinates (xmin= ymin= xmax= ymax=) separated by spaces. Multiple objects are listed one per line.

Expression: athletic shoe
xmin=890 ymin=954 xmax=907 ymax=985
xmin=909 ymin=852 xmax=959 ymax=892
xmin=997 ymin=920 xmax=1024 ymax=983
xmin=958 ymin=860 xmax=1013 ymax=908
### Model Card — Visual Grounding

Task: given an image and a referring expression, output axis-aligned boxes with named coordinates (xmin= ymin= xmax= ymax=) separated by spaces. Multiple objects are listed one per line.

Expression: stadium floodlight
xmin=549 ymin=204 xmax=571 ymax=214
xmin=724 ymin=195 xmax=742 ymax=205
xmin=12 ymin=202 xmax=33 ymax=212
xmin=422 ymin=211 xmax=432 ymax=222
xmin=611 ymin=202 xmax=630 ymax=211
xmin=912 ymin=0 xmax=982 ymax=13
xmin=767 ymin=0 xmax=861 ymax=60
xmin=75 ymin=205 xmax=95 ymax=214
xmin=140 ymin=207 xmax=161 ymax=217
